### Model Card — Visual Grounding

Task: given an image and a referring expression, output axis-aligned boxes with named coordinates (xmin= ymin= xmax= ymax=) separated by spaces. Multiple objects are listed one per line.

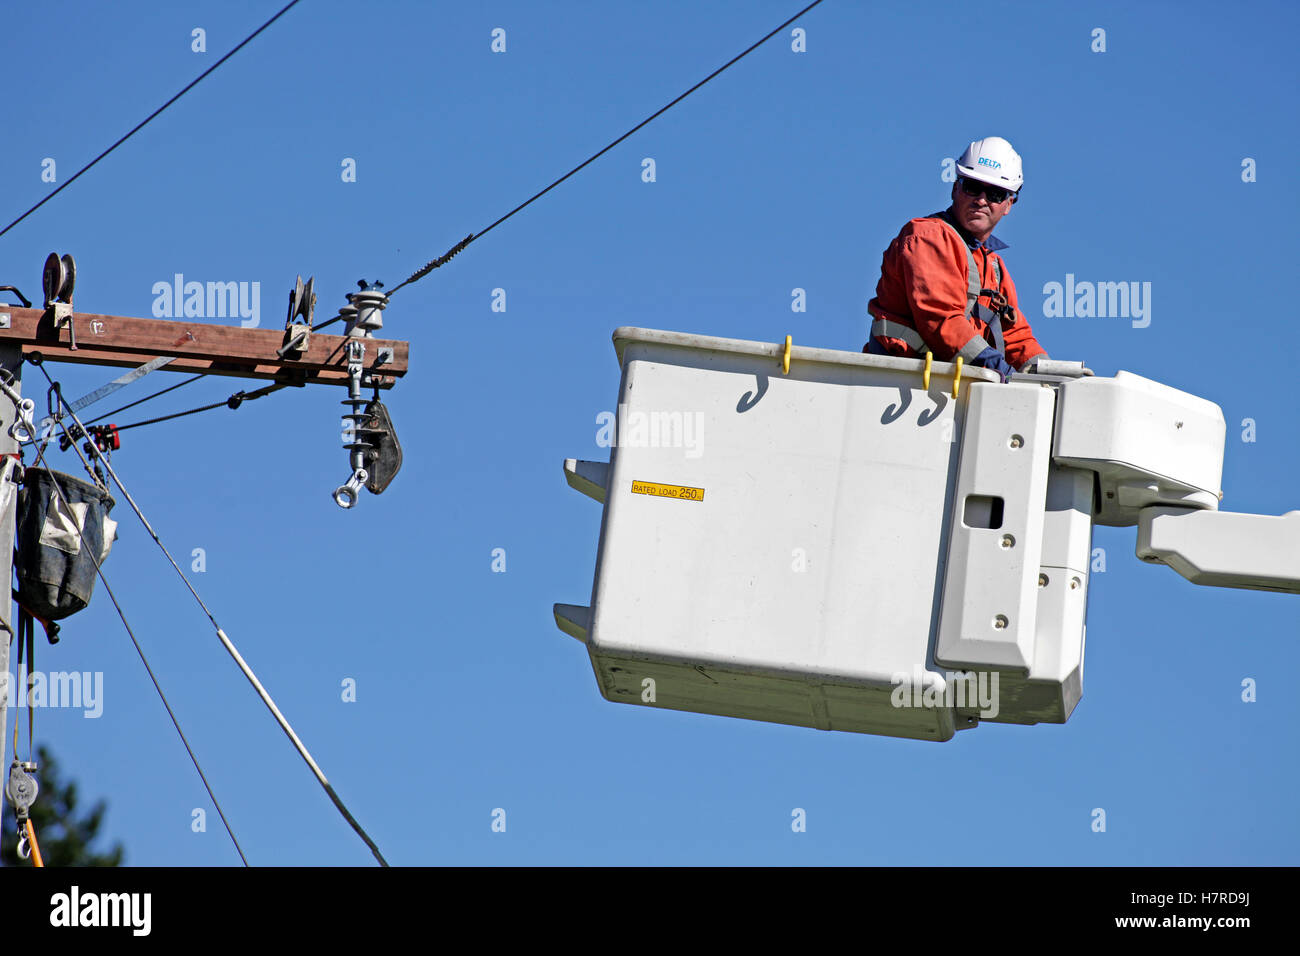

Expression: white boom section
xmin=1137 ymin=507 xmax=1300 ymax=592
xmin=556 ymin=328 xmax=1294 ymax=742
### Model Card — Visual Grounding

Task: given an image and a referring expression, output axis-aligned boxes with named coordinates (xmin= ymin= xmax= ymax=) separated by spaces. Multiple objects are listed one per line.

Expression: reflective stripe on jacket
xmin=865 ymin=210 xmax=1047 ymax=370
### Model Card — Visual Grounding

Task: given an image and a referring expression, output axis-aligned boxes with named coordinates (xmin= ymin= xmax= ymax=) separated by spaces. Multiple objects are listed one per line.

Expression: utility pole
xmin=0 ymin=338 xmax=21 ymax=814
xmin=0 ymin=259 xmax=410 ymax=856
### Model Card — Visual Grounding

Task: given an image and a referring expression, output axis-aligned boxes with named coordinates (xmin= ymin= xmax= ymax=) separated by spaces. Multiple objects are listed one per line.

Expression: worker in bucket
xmin=864 ymin=136 xmax=1047 ymax=381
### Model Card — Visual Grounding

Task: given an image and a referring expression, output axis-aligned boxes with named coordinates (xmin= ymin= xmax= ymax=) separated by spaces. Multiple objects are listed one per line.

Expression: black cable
xmin=25 ymin=370 xmax=291 ymax=455
xmin=48 ymin=382 xmax=287 ymax=443
xmin=0 ymin=0 xmax=304 ymax=240
xmin=83 ymin=373 xmax=207 ymax=428
xmin=24 ymin=435 xmax=249 ymax=866
xmin=111 ymin=399 xmax=229 ymax=432
xmin=107 ymin=383 xmax=287 ymax=433
xmin=387 ymin=0 xmax=827 ymax=296
xmin=45 ymin=369 xmax=289 ymax=446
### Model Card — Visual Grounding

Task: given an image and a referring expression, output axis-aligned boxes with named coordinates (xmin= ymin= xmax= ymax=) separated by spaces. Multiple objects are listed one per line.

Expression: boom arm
xmin=1136 ymin=507 xmax=1300 ymax=593
xmin=1041 ymin=370 xmax=1299 ymax=595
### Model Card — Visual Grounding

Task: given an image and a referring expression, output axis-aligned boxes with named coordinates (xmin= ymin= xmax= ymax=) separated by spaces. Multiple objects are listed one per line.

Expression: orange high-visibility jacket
xmin=866 ymin=209 xmax=1047 ymax=370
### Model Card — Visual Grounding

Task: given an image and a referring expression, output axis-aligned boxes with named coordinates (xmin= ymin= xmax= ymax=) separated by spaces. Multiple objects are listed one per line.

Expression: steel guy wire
xmin=82 ymin=373 xmax=207 ymax=428
xmin=23 ymin=416 xmax=249 ymax=866
xmin=35 ymin=361 xmax=390 ymax=867
xmin=0 ymin=0 xmax=304 ymax=240
xmin=380 ymin=0 xmax=828 ymax=301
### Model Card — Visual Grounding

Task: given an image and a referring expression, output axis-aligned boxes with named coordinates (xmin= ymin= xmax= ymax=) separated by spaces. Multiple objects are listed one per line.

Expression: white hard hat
xmin=956 ymin=136 xmax=1023 ymax=193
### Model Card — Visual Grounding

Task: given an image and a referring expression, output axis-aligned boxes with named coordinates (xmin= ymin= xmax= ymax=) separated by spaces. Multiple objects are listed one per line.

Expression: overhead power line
xmin=22 ymin=376 xmax=291 ymax=452
xmin=99 ymin=381 xmax=289 ymax=434
xmin=82 ymin=374 xmax=207 ymax=428
xmin=383 ymin=0 xmax=828 ymax=297
xmin=0 ymin=0 xmax=304 ymax=240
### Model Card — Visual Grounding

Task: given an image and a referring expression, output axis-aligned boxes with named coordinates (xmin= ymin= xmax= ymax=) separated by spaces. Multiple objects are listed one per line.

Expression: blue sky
xmin=0 ymin=0 xmax=1295 ymax=865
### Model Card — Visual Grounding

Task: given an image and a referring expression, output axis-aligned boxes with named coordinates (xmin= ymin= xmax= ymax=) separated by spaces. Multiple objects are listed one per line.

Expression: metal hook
xmin=46 ymin=381 xmax=62 ymax=425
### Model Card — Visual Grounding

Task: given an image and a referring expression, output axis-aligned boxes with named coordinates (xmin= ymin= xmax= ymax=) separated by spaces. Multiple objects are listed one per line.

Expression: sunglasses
xmin=959 ymin=178 xmax=1014 ymax=204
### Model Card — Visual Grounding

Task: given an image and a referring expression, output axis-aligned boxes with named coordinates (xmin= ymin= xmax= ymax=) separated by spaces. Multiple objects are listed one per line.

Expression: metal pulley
xmin=6 ymin=760 xmax=38 ymax=823
xmin=42 ymin=252 xmax=77 ymax=348
xmin=7 ymin=759 xmax=40 ymax=861
xmin=278 ymin=274 xmax=316 ymax=358
xmin=41 ymin=253 xmax=75 ymax=309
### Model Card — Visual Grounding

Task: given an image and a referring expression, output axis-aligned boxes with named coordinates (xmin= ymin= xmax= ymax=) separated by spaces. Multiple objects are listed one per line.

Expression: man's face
xmin=951 ymin=177 xmax=1016 ymax=241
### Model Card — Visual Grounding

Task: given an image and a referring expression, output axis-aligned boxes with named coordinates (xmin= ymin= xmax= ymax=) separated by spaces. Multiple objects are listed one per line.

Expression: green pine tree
xmin=2 ymin=745 xmax=123 ymax=866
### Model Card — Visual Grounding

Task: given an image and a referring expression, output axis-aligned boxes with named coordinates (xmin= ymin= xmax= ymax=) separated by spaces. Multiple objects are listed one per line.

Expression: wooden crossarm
xmin=0 ymin=306 xmax=409 ymax=387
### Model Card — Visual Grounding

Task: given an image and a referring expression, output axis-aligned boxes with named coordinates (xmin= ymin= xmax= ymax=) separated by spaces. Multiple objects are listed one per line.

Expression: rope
xmin=24 ymin=613 xmax=33 ymax=765
xmin=11 ymin=609 xmax=28 ymax=765
xmin=23 ymin=820 xmax=43 ymax=867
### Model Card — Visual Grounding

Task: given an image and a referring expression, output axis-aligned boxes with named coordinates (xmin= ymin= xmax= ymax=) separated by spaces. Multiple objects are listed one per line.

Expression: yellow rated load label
xmin=631 ymin=479 xmax=705 ymax=502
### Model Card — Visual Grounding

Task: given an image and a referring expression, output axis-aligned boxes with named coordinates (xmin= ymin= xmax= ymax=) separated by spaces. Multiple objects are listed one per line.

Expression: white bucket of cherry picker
xmin=556 ymin=328 xmax=1097 ymax=741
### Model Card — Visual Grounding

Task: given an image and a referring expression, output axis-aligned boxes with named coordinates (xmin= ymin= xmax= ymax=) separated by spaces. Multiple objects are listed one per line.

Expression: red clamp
xmin=87 ymin=424 xmax=121 ymax=452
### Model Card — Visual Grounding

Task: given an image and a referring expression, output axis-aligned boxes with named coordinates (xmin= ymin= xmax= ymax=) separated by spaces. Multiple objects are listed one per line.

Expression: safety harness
xmin=870 ymin=215 xmax=1021 ymax=363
